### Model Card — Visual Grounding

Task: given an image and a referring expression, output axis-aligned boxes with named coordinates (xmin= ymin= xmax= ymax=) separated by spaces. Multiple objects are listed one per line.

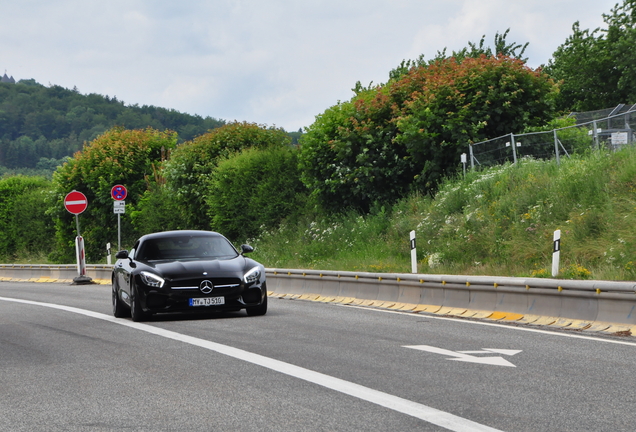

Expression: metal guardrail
xmin=1 ymin=264 xmax=635 ymax=330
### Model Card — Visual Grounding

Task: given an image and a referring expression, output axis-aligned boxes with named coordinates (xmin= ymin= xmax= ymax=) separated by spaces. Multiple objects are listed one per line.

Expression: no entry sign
xmin=64 ymin=191 xmax=88 ymax=215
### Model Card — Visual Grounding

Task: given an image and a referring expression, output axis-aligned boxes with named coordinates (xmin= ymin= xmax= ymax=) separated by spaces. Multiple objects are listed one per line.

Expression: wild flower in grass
xmin=531 ymin=268 xmax=550 ymax=278
xmin=560 ymin=264 xmax=591 ymax=279
xmin=428 ymin=252 xmax=442 ymax=268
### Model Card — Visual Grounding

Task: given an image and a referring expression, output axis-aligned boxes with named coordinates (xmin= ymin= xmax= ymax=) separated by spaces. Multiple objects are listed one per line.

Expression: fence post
xmin=592 ymin=120 xmax=599 ymax=149
xmin=510 ymin=133 xmax=518 ymax=164
xmin=553 ymin=129 xmax=560 ymax=166
xmin=469 ymin=144 xmax=474 ymax=170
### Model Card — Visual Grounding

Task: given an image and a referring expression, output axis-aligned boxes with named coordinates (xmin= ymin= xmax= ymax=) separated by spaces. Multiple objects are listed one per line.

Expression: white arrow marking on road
xmin=403 ymin=345 xmax=521 ymax=367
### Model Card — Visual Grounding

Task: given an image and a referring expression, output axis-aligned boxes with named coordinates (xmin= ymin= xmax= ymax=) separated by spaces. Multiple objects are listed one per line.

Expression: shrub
xmin=206 ymin=146 xmax=307 ymax=241
xmin=164 ymin=122 xmax=291 ymax=229
xmin=0 ymin=176 xmax=55 ymax=259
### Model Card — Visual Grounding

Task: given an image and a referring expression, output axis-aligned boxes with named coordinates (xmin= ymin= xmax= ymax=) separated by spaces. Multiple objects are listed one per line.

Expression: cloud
xmin=0 ymin=0 xmax=621 ymax=131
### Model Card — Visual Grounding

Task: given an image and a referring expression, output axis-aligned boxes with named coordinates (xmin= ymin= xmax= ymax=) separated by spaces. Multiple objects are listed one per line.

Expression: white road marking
xmin=404 ymin=345 xmax=520 ymax=367
xmin=338 ymin=303 xmax=636 ymax=347
xmin=458 ymin=349 xmax=522 ymax=356
xmin=0 ymin=296 xmax=504 ymax=432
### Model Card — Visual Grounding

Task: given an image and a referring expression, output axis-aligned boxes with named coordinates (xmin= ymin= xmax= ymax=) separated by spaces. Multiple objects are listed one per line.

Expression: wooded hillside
xmin=0 ymin=80 xmax=225 ymax=170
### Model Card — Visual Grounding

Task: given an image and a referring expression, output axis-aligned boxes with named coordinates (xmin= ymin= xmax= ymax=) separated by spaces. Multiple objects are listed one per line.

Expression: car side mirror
xmin=115 ymin=250 xmax=136 ymax=268
xmin=241 ymin=244 xmax=254 ymax=255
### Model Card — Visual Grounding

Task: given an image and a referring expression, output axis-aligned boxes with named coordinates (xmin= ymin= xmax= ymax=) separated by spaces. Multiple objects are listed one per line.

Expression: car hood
xmin=142 ymin=257 xmax=249 ymax=281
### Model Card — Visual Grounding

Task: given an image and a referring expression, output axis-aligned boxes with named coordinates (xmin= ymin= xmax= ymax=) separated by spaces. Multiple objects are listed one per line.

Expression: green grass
xmin=250 ymin=146 xmax=636 ymax=280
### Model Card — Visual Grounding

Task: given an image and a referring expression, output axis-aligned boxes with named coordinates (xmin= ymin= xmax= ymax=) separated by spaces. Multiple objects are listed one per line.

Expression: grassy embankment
xmin=250 ymin=146 xmax=636 ymax=281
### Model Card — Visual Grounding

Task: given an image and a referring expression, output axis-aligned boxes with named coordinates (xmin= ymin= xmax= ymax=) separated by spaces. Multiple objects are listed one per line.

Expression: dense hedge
xmin=0 ymin=176 xmax=55 ymax=259
xmin=164 ymin=122 xmax=292 ymax=229
xmin=207 ymin=146 xmax=307 ymax=241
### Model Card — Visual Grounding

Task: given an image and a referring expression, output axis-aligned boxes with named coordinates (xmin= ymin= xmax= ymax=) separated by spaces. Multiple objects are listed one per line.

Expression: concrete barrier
xmin=266 ymin=268 xmax=636 ymax=330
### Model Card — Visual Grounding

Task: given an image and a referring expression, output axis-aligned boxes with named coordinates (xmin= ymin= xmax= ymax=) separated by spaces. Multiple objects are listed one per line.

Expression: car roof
xmin=137 ymin=230 xmax=224 ymax=243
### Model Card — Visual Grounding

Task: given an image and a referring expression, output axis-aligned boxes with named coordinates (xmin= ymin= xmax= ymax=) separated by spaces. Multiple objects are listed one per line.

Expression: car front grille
xmin=170 ymin=277 xmax=242 ymax=294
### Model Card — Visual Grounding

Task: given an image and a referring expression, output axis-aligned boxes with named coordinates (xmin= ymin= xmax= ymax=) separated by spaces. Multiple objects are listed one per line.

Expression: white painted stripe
xmin=338 ymin=303 xmax=636 ymax=347
xmin=65 ymin=200 xmax=87 ymax=205
xmin=0 ymin=296 xmax=503 ymax=432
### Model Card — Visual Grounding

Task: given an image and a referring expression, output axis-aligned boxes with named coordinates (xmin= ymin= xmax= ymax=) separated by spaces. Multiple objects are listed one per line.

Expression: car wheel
xmin=246 ymin=292 xmax=268 ymax=317
xmin=130 ymin=286 xmax=148 ymax=322
xmin=112 ymin=281 xmax=130 ymax=318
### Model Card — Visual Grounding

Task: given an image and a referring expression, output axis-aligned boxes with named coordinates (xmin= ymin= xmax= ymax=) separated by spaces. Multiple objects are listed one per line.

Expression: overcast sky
xmin=0 ymin=0 xmax=620 ymax=132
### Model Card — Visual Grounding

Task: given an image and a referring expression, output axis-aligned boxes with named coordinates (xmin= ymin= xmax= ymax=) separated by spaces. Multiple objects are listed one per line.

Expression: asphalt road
xmin=1 ymin=281 xmax=635 ymax=432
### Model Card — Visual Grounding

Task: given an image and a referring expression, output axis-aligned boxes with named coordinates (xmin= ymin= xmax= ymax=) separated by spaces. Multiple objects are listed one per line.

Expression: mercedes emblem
xmin=199 ymin=280 xmax=214 ymax=294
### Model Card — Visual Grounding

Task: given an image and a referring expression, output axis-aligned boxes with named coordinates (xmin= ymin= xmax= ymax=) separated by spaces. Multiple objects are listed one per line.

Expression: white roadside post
xmin=410 ymin=230 xmax=417 ymax=274
xmin=552 ymin=229 xmax=561 ymax=277
xmin=106 ymin=242 xmax=112 ymax=265
xmin=460 ymin=153 xmax=467 ymax=178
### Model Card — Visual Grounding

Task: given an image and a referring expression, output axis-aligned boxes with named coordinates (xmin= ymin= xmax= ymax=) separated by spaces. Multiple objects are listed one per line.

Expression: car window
xmin=136 ymin=236 xmax=238 ymax=261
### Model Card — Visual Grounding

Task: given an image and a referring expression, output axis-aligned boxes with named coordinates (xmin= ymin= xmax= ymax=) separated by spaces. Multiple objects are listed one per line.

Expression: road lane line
xmin=0 ymin=295 xmax=503 ymax=432
xmin=339 ymin=303 xmax=636 ymax=347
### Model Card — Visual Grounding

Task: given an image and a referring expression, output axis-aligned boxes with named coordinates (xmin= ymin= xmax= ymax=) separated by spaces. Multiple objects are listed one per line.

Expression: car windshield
xmin=136 ymin=235 xmax=238 ymax=261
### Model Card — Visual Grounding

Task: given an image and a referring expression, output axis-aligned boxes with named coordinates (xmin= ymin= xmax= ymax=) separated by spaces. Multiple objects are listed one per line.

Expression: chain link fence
xmin=469 ymin=103 xmax=636 ymax=169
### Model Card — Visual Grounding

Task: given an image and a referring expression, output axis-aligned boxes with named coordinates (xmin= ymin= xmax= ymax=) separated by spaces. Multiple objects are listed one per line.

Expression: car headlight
xmin=140 ymin=271 xmax=165 ymax=288
xmin=244 ymin=267 xmax=261 ymax=284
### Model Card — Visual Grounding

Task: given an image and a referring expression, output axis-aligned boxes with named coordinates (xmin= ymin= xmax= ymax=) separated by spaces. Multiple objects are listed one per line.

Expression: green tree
xmin=389 ymin=29 xmax=528 ymax=82
xmin=546 ymin=0 xmax=636 ymax=111
xmin=52 ymin=127 xmax=177 ymax=262
xmin=164 ymin=121 xmax=292 ymax=229
xmin=396 ymin=56 xmax=557 ymax=191
xmin=300 ymin=55 xmax=557 ymax=213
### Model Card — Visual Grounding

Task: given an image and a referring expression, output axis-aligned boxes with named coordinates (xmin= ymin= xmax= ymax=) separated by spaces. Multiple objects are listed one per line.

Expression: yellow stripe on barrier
xmin=585 ymin=321 xmax=612 ymax=332
xmin=600 ymin=324 xmax=633 ymax=334
xmin=567 ymin=320 xmax=592 ymax=330
xmin=551 ymin=318 xmax=575 ymax=327
xmin=531 ymin=316 xmax=558 ymax=326
xmin=517 ymin=314 xmax=542 ymax=324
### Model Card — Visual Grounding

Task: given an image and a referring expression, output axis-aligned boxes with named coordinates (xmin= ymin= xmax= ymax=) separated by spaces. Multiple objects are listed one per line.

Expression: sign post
xmin=111 ymin=185 xmax=127 ymax=251
xmin=64 ymin=191 xmax=92 ymax=284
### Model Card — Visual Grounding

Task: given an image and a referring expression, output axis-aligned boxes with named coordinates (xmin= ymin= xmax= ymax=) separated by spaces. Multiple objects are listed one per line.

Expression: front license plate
xmin=189 ymin=297 xmax=225 ymax=307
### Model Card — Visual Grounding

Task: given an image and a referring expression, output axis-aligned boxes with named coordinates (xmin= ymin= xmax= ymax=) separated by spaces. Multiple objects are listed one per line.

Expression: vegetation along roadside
xmin=1 ymin=0 xmax=636 ymax=282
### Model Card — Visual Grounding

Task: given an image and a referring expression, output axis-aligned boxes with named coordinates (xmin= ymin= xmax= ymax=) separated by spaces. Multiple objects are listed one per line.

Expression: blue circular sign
xmin=111 ymin=185 xmax=127 ymax=201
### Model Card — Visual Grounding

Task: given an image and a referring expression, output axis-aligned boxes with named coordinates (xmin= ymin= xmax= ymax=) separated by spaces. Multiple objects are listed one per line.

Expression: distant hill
xmin=0 ymin=79 xmax=226 ymax=171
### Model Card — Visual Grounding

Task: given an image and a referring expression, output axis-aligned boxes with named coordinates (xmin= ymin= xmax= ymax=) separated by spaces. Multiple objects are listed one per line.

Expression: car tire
xmin=130 ymin=286 xmax=148 ymax=322
xmin=246 ymin=292 xmax=268 ymax=317
xmin=112 ymin=281 xmax=130 ymax=318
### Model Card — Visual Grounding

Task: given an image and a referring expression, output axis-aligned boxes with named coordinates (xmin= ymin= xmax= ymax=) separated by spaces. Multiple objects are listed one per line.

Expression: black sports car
xmin=112 ymin=230 xmax=267 ymax=321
